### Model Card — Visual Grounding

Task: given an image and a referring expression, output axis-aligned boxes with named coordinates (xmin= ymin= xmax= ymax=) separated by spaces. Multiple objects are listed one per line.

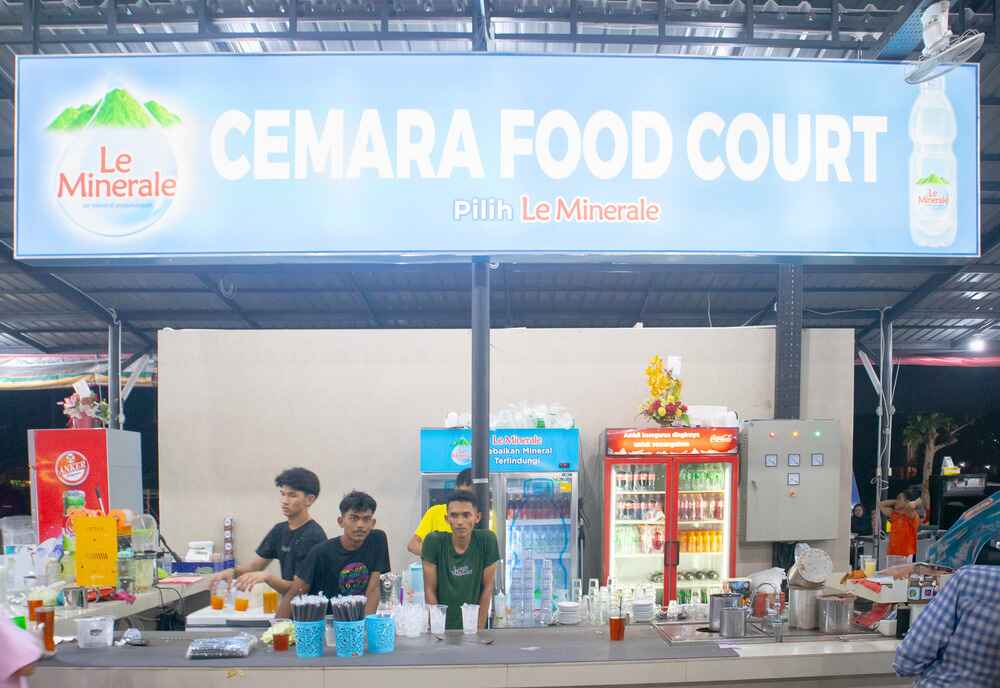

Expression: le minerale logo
xmin=48 ymin=88 xmax=181 ymax=237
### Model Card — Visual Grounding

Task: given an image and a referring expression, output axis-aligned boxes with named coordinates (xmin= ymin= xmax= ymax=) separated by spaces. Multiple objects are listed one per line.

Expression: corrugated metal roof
xmin=0 ymin=0 xmax=998 ymax=356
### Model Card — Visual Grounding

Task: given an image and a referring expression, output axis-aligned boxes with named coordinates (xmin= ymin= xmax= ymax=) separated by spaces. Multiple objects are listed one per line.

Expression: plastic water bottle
xmin=540 ymin=559 xmax=554 ymax=625
xmin=493 ymin=591 xmax=507 ymax=628
xmin=909 ymin=76 xmax=958 ymax=248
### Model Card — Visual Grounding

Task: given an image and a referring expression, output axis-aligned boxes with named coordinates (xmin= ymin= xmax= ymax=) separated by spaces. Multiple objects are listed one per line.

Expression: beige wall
xmin=158 ymin=326 xmax=854 ymax=582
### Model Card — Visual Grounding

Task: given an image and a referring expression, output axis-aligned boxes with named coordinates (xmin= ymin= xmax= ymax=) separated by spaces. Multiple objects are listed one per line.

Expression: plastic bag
xmin=186 ymin=633 xmax=257 ymax=660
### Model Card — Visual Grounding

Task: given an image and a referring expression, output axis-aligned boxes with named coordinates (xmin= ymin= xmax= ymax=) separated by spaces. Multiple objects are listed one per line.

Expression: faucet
xmin=749 ymin=582 xmax=785 ymax=642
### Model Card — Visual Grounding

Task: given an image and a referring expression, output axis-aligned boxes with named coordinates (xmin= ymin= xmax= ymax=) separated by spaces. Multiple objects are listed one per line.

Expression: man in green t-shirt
xmin=421 ymin=491 xmax=500 ymax=631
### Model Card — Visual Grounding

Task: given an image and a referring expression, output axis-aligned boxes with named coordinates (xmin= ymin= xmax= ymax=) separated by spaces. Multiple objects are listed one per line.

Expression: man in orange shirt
xmin=879 ymin=490 xmax=926 ymax=567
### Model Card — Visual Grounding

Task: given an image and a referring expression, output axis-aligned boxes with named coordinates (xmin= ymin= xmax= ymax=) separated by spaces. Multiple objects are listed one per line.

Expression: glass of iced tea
xmin=27 ymin=597 xmax=44 ymax=622
xmin=36 ymin=607 xmax=56 ymax=653
xmin=271 ymin=619 xmax=291 ymax=652
xmin=263 ymin=590 xmax=279 ymax=615
xmin=608 ymin=615 xmax=625 ymax=641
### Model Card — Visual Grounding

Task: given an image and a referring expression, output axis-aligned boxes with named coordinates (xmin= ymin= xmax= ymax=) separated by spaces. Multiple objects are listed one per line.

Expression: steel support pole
xmin=471 ymin=258 xmax=491 ymax=529
xmin=108 ymin=320 xmax=122 ymax=430
xmin=875 ymin=318 xmax=894 ymax=568
xmin=774 ymin=264 xmax=803 ymax=419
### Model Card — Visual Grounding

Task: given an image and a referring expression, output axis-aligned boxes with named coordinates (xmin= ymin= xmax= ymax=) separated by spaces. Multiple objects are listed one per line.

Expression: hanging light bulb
xmin=278 ymin=0 xmax=288 ymax=12
xmin=422 ymin=0 xmax=433 ymax=12
xmin=244 ymin=0 xmax=256 ymax=14
xmin=626 ymin=0 xmax=642 ymax=16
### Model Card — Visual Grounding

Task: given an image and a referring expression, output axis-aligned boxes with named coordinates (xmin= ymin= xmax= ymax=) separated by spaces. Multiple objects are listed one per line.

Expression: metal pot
xmin=709 ymin=593 xmax=742 ymax=632
xmin=817 ymin=594 xmax=853 ymax=634
xmin=788 ymin=586 xmax=820 ymax=630
xmin=719 ymin=606 xmax=747 ymax=638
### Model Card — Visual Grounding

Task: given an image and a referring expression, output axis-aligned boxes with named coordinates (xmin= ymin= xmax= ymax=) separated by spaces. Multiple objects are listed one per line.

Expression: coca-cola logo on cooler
xmin=55 ymin=450 xmax=90 ymax=486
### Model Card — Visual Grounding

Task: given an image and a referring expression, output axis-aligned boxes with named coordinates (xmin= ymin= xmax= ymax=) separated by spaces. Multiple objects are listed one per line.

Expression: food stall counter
xmin=32 ymin=624 xmax=909 ymax=688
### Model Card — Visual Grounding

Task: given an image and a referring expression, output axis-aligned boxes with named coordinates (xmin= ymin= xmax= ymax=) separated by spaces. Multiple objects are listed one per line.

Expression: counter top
xmin=42 ymin=625 xmax=736 ymax=668
xmin=34 ymin=624 xmax=909 ymax=688
xmin=51 ymin=576 xmax=210 ymax=635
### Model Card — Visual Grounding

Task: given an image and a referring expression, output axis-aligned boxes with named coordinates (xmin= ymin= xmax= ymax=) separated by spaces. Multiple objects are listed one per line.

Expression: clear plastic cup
xmin=428 ymin=604 xmax=447 ymax=634
xmin=461 ymin=603 xmax=479 ymax=635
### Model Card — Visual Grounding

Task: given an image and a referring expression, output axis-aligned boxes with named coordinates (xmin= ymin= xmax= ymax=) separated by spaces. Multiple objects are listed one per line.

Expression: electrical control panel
xmin=741 ymin=419 xmax=841 ymax=542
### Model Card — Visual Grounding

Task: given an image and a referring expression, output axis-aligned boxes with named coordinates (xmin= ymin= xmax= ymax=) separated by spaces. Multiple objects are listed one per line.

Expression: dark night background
xmin=0 ymin=366 xmax=998 ymax=520
xmin=0 ymin=388 xmax=158 ymax=519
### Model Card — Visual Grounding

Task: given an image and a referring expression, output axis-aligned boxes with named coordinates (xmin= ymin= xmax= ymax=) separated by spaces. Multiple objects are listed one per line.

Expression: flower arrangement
xmin=640 ymin=355 xmax=690 ymax=427
xmin=58 ymin=392 xmax=110 ymax=428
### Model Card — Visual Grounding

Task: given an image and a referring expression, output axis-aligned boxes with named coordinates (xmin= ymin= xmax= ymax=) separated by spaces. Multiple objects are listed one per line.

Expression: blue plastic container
xmin=365 ymin=614 xmax=395 ymax=654
xmin=334 ymin=619 xmax=366 ymax=657
xmin=294 ymin=620 xmax=326 ymax=658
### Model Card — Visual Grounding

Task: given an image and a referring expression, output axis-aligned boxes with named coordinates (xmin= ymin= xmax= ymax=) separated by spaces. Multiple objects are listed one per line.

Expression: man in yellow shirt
xmin=408 ymin=469 xmax=494 ymax=555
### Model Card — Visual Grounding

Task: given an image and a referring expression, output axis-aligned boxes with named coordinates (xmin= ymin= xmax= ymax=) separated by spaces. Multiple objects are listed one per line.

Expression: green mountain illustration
xmin=145 ymin=100 xmax=181 ymax=128
xmin=47 ymin=88 xmax=181 ymax=132
xmin=47 ymin=103 xmax=97 ymax=131
xmin=916 ymin=173 xmax=949 ymax=185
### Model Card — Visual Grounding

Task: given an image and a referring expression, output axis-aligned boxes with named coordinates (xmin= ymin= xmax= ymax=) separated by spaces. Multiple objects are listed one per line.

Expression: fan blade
xmin=906 ymin=32 xmax=984 ymax=85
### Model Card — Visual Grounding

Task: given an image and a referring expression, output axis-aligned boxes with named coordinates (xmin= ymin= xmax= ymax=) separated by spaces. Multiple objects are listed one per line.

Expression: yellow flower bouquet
xmin=640 ymin=355 xmax=690 ymax=427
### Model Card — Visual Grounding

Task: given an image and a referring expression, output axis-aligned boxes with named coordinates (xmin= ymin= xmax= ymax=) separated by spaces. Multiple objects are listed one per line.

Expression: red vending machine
xmin=602 ymin=427 xmax=739 ymax=605
xmin=27 ymin=429 xmax=143 ymax=543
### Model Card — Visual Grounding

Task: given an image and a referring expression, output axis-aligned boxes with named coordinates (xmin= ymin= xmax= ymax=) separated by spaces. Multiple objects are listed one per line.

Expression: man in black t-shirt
xmin=211 ymin=468 xmax=326 ymax=594
xmin=277 ymin=490 xmax=390 ymax=619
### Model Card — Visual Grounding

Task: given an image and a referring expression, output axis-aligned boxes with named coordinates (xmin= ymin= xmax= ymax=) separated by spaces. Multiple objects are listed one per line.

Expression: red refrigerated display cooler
xmin=602 ymin=427 xmax=739 ymax=605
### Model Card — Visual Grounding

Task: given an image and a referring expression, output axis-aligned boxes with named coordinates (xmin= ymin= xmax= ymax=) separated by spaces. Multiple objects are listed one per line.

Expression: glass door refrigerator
xmin=602 ymin=427 xmax=739 ymax=605
xmin=420 ymin=427 xmax=580 ymax=626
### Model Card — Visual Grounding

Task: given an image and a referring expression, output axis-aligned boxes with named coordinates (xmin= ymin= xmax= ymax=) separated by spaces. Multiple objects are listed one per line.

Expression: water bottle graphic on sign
xmin=909 ymin=76 xmax=958 ymax=248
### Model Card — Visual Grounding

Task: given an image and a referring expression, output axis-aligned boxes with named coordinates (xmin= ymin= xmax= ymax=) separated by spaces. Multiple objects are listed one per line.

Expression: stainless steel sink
xmin=653 ymin=621 xmax=882 ymax=646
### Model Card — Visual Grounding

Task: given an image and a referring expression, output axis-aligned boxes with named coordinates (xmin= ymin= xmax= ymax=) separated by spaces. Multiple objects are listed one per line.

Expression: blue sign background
xmin=14 ymin=53 xmax=979 ymax=261
xmin=419 ymin=428 xmax=580 ymax=473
